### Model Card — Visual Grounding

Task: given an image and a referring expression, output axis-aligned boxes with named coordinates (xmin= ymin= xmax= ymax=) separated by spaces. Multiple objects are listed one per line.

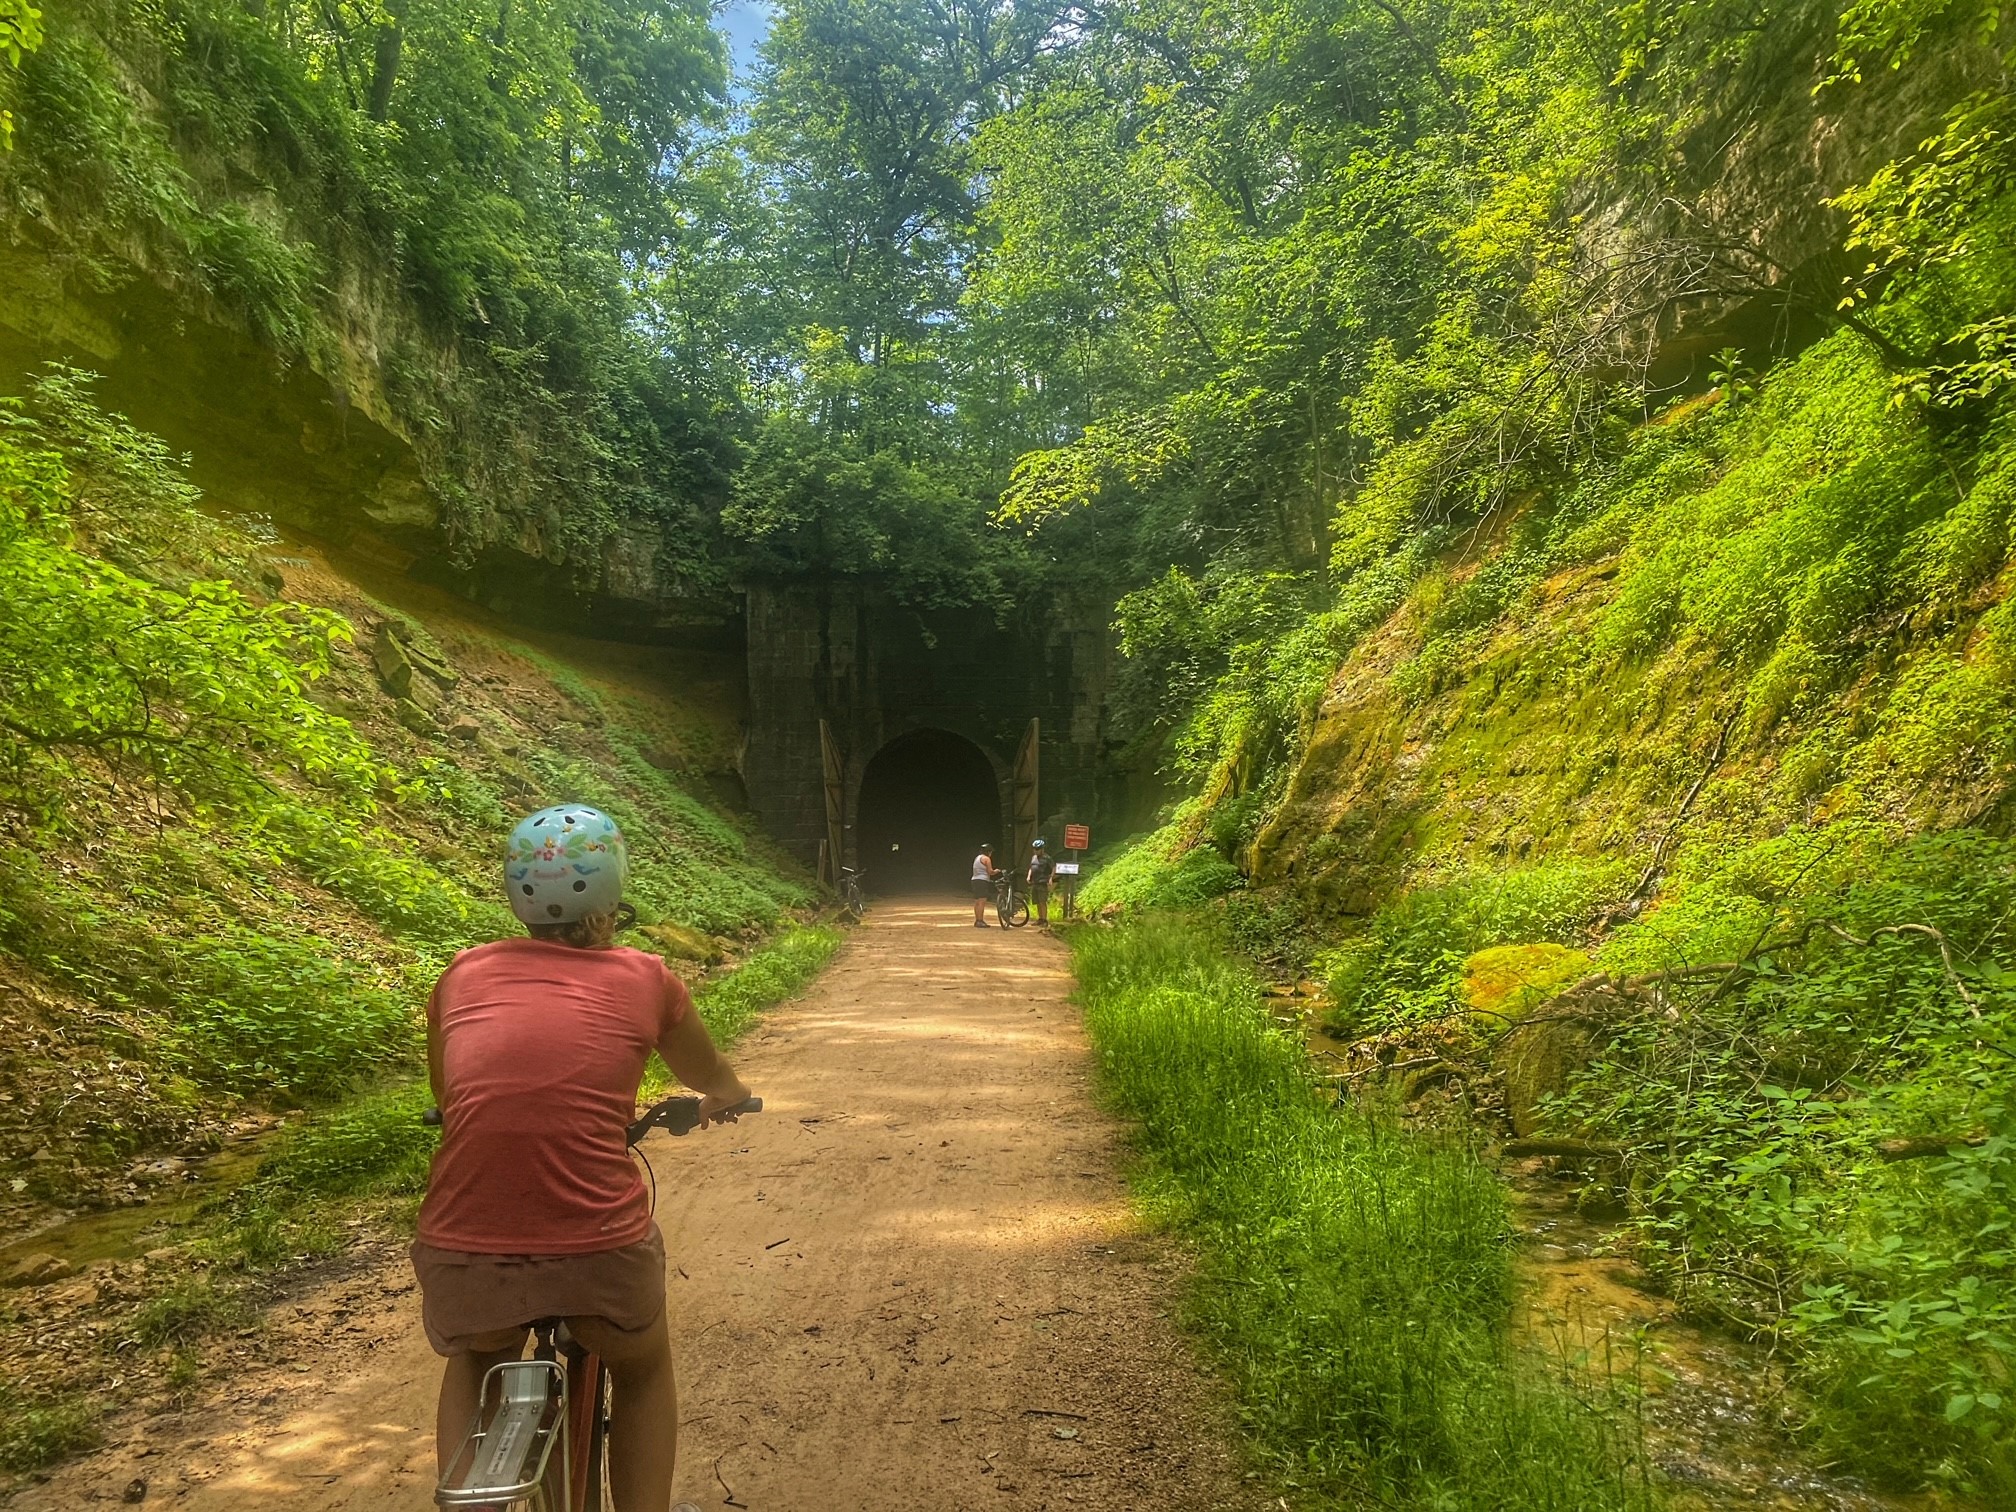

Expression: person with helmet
xmin=1026 ymin=837 xmax=1057 ymax=926
xmin=412 ymin=803 xmax=750 ymax=1512
xmin=971 ymin=842 xmax=999 ymax=928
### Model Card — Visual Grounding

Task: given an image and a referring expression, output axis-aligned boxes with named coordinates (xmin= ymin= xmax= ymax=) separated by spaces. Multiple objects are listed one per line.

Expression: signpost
xmin=1061 ymin=824 xmax=1089 ymax=919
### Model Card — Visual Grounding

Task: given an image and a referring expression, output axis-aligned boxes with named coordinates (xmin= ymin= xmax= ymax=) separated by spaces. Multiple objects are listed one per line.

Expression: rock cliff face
xmin=0 ymin=232 xmax=736 ymax=642
xmin=0 ymin=2 xmax=736 ymax=644
xmin=1249 ymin=334 xmax=2013 ymax=918
xmin=1575 ymin=16 xmax=2000 ymax=386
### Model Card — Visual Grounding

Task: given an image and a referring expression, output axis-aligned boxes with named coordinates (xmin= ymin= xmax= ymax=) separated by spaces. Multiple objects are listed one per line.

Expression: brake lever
xmin=626 ymin=1094 xmax=763 ymax=1148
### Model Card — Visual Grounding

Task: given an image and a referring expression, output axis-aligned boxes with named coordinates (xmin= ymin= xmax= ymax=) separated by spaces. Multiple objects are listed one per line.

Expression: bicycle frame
xmin=993 ymin=878 xmax=1029 ymax=927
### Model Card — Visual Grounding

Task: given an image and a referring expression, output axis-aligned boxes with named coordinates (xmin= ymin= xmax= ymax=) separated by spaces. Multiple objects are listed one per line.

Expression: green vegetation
xmin=1554 ymin=828 xmax=2016 ymax=1496
xmin=3 ymin=0 xmax=731 ymax=570
xmin=0 ymin=368 xmax=810 ymax=1167
xmin=1041 ymin=1 xmax=2014 ymax=1491
xmin=1072 ymin=916 xmax=1651 ymax=1509
xmin=0 ymin=1388 xmax=98 ymax=1474
xmin=1076 ymin=803 xmax=1244 ymax=916
xmin=690 ymin=925 xmax=844 ymax=1049
xmin=0 ymin=372 xmax=825 ymax=1472
xmin=7 ymin=0 xmax=2016 ymax=1499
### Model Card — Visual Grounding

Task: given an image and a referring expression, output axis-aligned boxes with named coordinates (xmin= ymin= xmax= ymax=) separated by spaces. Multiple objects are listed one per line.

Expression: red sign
xmin=1064 ymin=823 xmax=1090 ymax=851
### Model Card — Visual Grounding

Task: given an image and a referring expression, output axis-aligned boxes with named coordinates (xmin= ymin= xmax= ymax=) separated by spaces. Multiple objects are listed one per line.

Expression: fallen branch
xmin=1879 ymin=1131 xmax=1990 ymax=1162
xmin=1502 ymin=1137 xmax=1623 ymax=1159
xmin=1622 ymin=706 xmax=1741 ymax=911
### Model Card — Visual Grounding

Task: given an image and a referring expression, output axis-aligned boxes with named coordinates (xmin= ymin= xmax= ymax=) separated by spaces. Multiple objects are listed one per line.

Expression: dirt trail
xmin=13 ymin=901 xmax=1258 ymax=1512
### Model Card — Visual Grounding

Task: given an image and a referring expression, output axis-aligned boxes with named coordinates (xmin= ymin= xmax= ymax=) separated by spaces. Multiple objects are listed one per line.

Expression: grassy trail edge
xmin=1067 ymin=914 xmax=1657 ymax=1511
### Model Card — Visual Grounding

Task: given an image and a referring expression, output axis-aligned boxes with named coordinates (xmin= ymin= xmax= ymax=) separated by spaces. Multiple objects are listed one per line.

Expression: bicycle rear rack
xmin=436 ymin=1357 xmax=570 ymax=1510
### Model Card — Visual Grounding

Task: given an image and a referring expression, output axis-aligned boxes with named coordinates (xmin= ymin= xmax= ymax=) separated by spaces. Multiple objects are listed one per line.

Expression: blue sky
xmin=718 ymin=0 xmax=775 ymax=81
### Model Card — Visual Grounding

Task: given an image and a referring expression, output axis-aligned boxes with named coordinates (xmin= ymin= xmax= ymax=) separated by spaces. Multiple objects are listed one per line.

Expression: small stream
xmin=1 ymin=1121 xmax=285 ymax=1273
xmin=1509 ymin=1169 xmax=1966 ymax=1512
xmin=1279 ymin=992 xmax=1977 ymax=1512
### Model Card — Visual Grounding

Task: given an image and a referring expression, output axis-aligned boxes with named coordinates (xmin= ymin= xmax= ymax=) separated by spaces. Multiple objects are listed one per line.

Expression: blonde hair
xmin=528 ymin=908 xmax=618 ymax=950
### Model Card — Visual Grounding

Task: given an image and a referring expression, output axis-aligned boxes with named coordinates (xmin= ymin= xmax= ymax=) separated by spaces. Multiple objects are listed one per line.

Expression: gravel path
xmin=12 ymin=900 xmax=1260 ymax=1512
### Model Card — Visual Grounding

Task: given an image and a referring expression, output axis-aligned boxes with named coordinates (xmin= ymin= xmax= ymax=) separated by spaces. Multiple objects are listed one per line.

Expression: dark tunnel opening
xmin=855 ymin=729 xmax=1000 ymax=894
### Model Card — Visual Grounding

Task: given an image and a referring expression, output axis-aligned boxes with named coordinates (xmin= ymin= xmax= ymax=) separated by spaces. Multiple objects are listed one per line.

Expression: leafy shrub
xmin=1555 ymin=826 xmax=2016 ymax=1492
xmin=164 ymin=932 xmax=417 ymax=1098
xmin=0 ymin=389 xmax=375 ymax=818
xmin=263 ymin=806 xmax=509 ymax=955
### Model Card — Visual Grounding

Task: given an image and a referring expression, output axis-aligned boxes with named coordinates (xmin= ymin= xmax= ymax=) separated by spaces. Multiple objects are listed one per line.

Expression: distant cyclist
xmin=413 ymin=803 xmax=749 ymax=1512
xmin=1026 ymin=837 xmax=1057 ymax=926
xmin=971 ymin=842 xmax=998 ymax=928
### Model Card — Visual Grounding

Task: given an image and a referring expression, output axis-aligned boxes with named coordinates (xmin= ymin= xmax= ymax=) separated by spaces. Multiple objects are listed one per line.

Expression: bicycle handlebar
xmin=418 ymin=1096 xmax=762 ymax=1146
xmin=626 ymin=1094 xmax=762 ymax=1147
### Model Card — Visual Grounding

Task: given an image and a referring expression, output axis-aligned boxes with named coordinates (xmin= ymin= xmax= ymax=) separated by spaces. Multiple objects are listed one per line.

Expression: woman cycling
xmin=413 ymin=803 xmax=750 ymax=1512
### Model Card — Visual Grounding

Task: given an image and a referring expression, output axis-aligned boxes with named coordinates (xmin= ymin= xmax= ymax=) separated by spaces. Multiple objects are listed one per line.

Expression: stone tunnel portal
xmin=855 ymin=729 xmax=1001 ymax=895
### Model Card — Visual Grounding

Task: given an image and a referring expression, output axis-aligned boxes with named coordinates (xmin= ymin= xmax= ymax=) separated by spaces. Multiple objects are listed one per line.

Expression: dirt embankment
xmin=10 ymin=902 xmax=1261 ymax=1512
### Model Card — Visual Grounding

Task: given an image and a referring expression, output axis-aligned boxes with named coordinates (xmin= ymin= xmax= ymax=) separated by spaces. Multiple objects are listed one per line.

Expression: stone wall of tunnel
xmin=742 ymin=580 xmax=1124 ymax=873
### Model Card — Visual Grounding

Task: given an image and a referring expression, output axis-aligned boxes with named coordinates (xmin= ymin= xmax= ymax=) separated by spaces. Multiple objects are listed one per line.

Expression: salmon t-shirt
xmin=416 ymin=938 xmax=690 ymax=1256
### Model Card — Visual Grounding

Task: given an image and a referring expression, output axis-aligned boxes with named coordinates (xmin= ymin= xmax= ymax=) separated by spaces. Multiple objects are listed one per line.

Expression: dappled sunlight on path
xmin=14 ymin=897 xmax=1255 ymax=1512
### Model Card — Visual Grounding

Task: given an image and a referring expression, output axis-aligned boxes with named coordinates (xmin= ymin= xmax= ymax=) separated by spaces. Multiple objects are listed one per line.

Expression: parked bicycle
xmin=838 ymin=863 xmax=865 ymax=922
xmin=994 ymin=874 xmax=1030 ymax=928
xmin=427 ymin=1092 xmax=761 ymax=1511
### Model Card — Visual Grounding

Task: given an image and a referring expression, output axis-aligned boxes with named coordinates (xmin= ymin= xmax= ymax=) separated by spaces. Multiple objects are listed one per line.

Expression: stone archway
xmin=854 ymin=728 xmax=1003 ymax=894
xmin=740 ymin=580 xmax=1124 ymax=870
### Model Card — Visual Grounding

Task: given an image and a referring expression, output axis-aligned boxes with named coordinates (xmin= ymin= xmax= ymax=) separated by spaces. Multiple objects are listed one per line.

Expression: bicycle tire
xmin=1002 ymin=893 xmax=1030 ymax=928
xmin=843 ymin=885 xmax=864 ymax=922
xmin=561 ymin=1349 xmax=611 ymax=1512
xmin=584 ymin=1356 xmax=614 ymax=1512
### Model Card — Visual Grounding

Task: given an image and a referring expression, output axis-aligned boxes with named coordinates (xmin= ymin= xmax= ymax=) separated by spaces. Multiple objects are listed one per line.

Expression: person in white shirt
xmin=970 ymin=844 xmax=999 ymax=928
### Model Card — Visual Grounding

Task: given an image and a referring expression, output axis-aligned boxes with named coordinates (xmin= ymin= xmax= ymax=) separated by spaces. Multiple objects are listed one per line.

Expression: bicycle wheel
xmin=843 ymin=882 xmax=864 ymax=922
xmin=585 ymin=1358 xmax=615 ymax=1512
xmin=563 ymin=1350 xmax=614 ymax=1512
xmin=1003 ymin=892 xmax=1030 ymax=928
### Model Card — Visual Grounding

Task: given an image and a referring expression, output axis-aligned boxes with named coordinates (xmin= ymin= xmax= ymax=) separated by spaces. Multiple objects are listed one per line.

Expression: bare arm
xmin=426 ymin=985 xmax=444 ymax=1108
xmin=656 ymin=1002 xmax=751 ymax=1121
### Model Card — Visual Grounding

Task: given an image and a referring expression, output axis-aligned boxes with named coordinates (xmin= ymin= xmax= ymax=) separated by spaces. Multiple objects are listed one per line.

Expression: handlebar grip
xmin=625 ymin=1094 xmax=763 ymax=1147
xmin=422 ymin=1107 xmax=443 ymax=1127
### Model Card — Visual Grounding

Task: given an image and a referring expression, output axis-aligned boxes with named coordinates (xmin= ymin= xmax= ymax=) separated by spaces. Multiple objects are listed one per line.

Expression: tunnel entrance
xmin=856 ymin=729 xmax=1000 ymax=895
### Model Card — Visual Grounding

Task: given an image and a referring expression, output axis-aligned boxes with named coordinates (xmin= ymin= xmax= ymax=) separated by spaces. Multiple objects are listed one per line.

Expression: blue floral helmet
xmin=505 ymin=804 xmax=628 ymax=924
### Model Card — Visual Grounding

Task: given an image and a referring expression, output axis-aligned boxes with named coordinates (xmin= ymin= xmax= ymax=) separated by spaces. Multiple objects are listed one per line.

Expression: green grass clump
xmin=692 ymin=925 xmax=844 ymax=1049
xmin=0 ymin=1388 xmax=100 ymax=1473
xmin=131 ymin=1275 xmax=257 ymax=1350
xmin=1071 ymin=916 xmax=1651 ymax=1509
xmin=1078 ymin=808 xmax=1244 ymax=914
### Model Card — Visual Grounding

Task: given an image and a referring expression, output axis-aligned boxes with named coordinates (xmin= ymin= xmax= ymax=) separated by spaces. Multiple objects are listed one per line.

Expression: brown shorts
xmin=411 ymin=1227 xmax=667 ymax=1356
